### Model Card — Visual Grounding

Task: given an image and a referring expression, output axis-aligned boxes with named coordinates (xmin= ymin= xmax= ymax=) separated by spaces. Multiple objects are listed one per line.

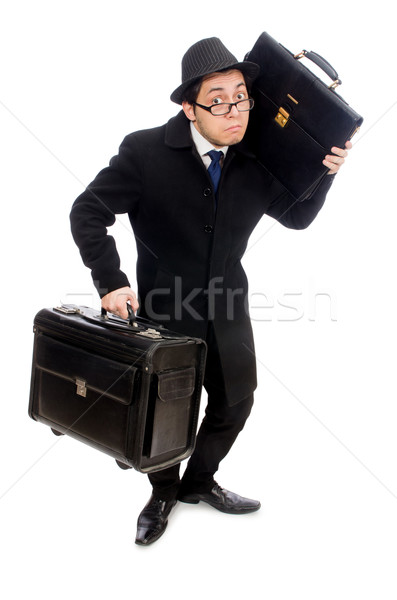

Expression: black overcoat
xmin=70 ymin=110 xmax=334 ymax=405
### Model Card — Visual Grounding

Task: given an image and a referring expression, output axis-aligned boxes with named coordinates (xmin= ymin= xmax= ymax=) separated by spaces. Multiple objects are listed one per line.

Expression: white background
xmin=1 ymin=1 xmax=396 ymax=598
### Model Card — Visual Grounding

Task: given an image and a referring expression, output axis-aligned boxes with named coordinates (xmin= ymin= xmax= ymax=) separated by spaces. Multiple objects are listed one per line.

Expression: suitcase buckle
xmin=137 ymin=328 xmax=162 ymax=339
xmin=275 ymin=107 xmax=289 ymax=128
xmin=54 ymin=304 xmax=81 ymax=315
xmin=75 ymin=378 xmax=87 ymax=397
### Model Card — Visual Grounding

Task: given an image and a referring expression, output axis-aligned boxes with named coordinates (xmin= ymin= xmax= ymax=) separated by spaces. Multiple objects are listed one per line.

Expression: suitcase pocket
xmin=31 ymin=333 xmax=137 ymax=453
xmin=144 ymin=367 xmax=196 ymax=459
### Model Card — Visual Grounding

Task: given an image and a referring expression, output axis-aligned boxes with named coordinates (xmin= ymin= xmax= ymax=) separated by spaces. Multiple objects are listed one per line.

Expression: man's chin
xmin=226 ymin=132 xmax=245 ymax=146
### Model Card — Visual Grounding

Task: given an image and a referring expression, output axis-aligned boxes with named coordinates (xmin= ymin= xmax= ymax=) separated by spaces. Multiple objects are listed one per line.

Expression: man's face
xmin=182 ymin=70 xmax=250 ymax=149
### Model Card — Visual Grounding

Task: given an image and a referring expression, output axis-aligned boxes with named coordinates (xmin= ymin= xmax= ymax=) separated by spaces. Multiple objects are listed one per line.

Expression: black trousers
xmin=148 ymin=323 xmax=254 ymax=501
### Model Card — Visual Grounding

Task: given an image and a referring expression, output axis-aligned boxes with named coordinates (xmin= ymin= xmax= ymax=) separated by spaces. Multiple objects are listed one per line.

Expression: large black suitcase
xmin=28 ymin=305 xmax=207 ymax=473
xmin=245 ymin=32 xmax=364 ymax=201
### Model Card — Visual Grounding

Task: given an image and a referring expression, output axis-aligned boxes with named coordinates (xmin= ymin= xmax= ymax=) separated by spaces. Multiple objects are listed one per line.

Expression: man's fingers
xmin=101 ymin=287 xmax=139 ymax=319
xmin=330 ymin=146 xmax=348 ymax=158
xmin=323 ymin=141 xmax=352 ymax=174
xmin=323 ymin=155 xmax=344 ymax=174
xmin=115 ymin=295 xmax=139 ymax=319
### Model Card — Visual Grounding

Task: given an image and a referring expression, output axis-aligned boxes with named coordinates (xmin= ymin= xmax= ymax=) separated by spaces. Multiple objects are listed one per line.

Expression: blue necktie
xmin=207 ymin=150 xmax=223 ymax=194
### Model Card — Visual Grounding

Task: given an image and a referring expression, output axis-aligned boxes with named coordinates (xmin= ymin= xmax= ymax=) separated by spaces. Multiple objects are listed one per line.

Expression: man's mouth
xmin=226 ymin=124 xmax=242 ymax=133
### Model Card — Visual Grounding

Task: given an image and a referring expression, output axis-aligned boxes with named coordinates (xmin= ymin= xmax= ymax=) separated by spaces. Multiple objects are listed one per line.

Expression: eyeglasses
xmin=193 ymin=98 xmax=254 ymax=116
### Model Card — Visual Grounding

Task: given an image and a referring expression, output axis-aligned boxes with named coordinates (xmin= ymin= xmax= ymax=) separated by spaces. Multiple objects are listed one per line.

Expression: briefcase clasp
xmin=54 ymin=305 xmax=81 ymax=315
xmin=137 ymin=328 xmax=162 ymax=339
xmin=275 ymin=107 xmax=289 ymax=128
xmin=75 ymin=378 xmax=87 ymax=397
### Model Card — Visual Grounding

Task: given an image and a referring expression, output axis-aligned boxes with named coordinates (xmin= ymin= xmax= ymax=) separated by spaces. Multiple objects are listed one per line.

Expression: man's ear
xmin=182 ymin=101 xmax=196 ymax=122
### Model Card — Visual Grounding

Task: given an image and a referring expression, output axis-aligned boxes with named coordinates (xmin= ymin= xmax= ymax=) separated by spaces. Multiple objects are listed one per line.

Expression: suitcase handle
xmin=295 ymin=49 xmax=342 ymax=88
xmin=97 ymin=306 xmax=186 ymax=340
xmin=101 ymin=303 xmax=137 ymax=327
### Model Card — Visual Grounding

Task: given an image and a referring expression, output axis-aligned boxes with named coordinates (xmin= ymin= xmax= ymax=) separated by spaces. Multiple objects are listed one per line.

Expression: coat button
xmin=204 ymin=225 xmax=213 ymax=233
xmin=203 ymin=188 xmax=211 ymax=197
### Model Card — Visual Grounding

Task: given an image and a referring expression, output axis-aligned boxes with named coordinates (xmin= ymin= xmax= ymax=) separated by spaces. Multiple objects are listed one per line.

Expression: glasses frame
xmin=193 ymin=98 xmax=255 ymax=116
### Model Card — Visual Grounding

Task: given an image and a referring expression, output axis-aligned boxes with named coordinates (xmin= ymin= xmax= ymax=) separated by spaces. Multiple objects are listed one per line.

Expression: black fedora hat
xmin=170 ymin=37 xmax=259 ymax=105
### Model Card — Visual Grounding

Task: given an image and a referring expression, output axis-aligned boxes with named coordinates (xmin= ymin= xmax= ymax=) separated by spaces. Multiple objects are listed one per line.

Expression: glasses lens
xmin=210 ymin=103 xmax=230 ymax=116
xmin=210 ymin=99 xmax=254 ymax=115
xmin=237 ymin=99 xmax=254 ymax=112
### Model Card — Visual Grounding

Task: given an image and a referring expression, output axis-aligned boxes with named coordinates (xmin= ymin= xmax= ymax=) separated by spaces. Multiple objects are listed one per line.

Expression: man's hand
xmin=101 ymin=286 xmax=139 ymax=320
xmin=323 ymin=140 xmax=353 ymax=174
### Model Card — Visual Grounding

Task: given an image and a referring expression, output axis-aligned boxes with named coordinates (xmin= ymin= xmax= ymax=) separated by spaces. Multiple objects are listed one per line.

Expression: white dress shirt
xmin=190 ymin=121 xmax=229 ymax=168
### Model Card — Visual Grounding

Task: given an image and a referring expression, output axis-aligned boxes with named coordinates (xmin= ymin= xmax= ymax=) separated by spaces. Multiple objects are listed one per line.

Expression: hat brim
xmin=170 ymin=60 xmax=260 ymax=105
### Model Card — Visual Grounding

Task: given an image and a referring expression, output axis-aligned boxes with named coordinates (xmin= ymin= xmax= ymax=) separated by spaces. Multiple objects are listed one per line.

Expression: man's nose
xmin=227 ymin=104 xmax=239 ymax=117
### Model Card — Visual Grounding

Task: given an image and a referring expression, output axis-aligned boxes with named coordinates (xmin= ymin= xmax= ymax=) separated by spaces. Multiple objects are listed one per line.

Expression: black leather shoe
xmin=135 ymin=494 xmax=177 ymax=546
xmin=178 ymin=483 xmax=261 ymax=515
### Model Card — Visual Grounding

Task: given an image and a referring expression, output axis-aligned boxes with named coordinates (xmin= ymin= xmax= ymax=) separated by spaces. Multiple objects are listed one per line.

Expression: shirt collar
xmin=190 ymin=121 xmax=229 ymax=162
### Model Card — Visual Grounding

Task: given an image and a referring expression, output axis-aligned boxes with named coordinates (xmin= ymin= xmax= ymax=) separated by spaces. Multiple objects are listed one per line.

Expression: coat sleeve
xmin=70 ymin=134 xmax=143 ymax=297
xmin=265 ymin=173 xmax=336 ymax=230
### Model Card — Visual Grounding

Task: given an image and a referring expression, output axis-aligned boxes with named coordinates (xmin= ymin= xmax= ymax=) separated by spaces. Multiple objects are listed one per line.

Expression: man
xmin=70 ymin=37 xmax=351 ymax=546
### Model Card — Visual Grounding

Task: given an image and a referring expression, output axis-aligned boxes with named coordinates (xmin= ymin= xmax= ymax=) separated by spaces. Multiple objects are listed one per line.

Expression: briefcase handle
xmin=294 ymin=49 xmax=342 ymax=88
xmin=101 ymin=302 xmax=137 ymax=327
xmin=98 ymin=304 xmax=187 ymax=340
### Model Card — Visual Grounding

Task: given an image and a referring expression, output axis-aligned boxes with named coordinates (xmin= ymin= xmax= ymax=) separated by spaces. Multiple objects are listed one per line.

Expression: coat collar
xmin=164 ymin=110 xmax=256 ymax=160
xmin=164 ymin=110 xmax=193 ymax=149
